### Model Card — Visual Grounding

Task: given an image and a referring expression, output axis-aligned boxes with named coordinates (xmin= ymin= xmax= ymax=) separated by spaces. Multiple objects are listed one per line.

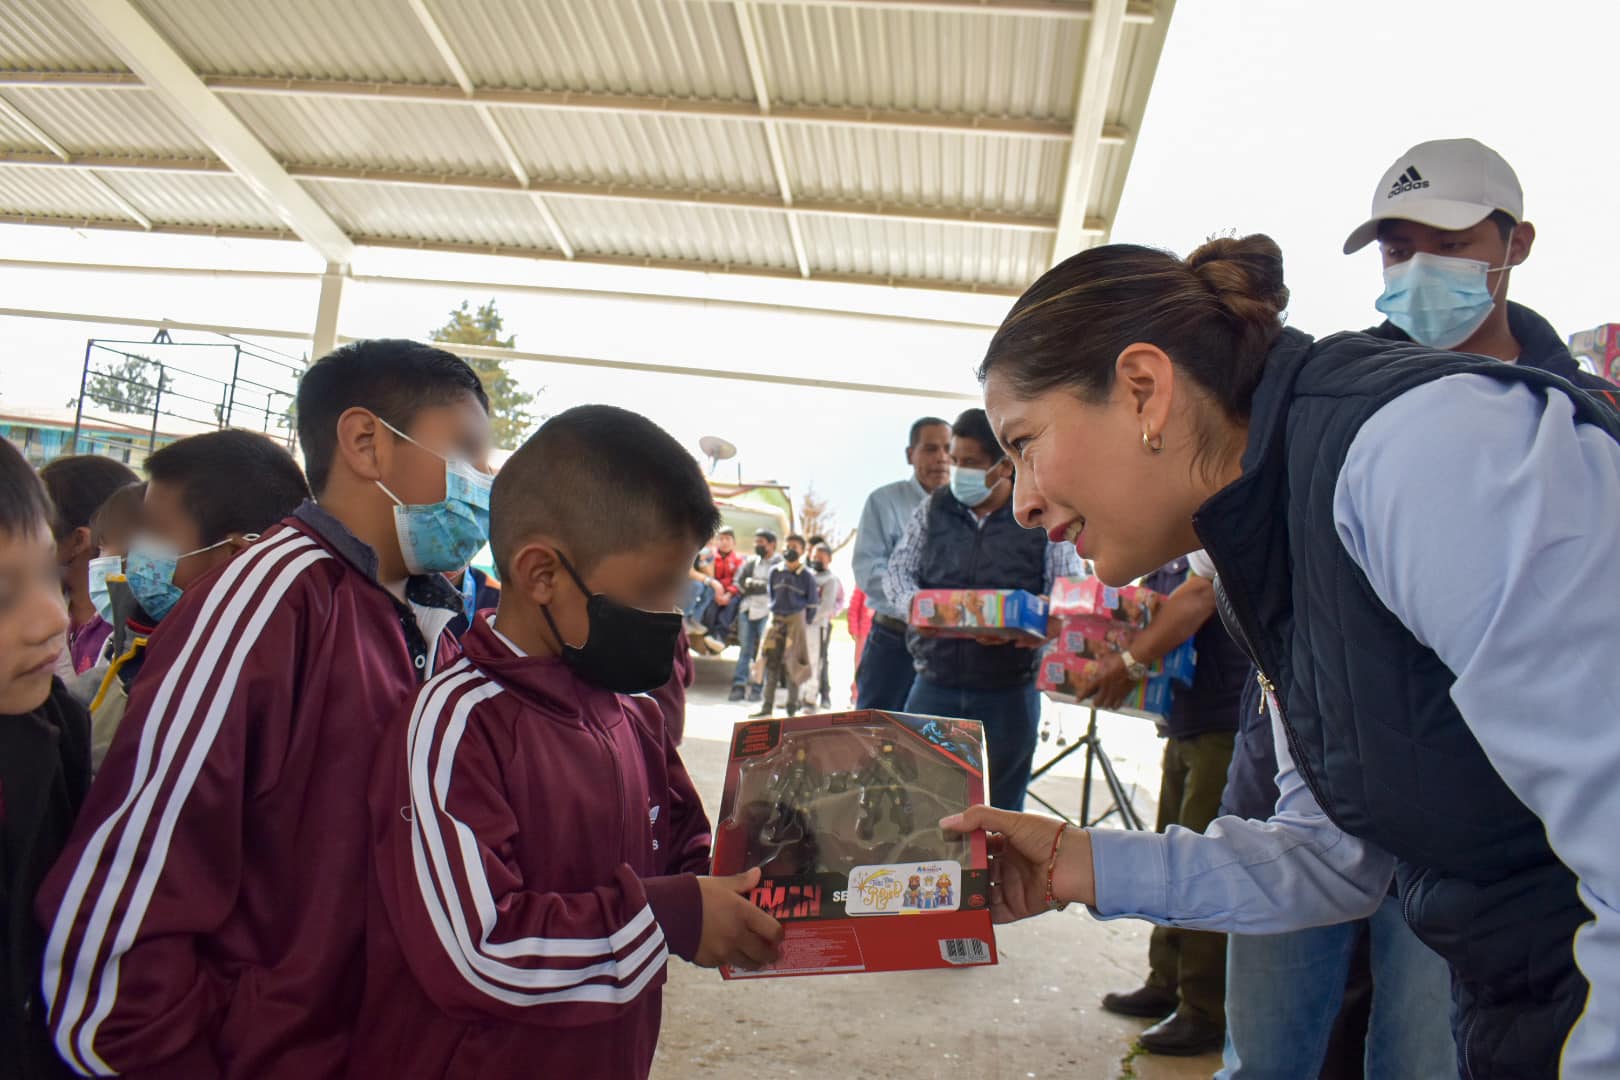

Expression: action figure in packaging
xmin=712 ymin=710 xmax=998 ymax=978
xmin=908 ymin=588 xmax=1048 ymax=642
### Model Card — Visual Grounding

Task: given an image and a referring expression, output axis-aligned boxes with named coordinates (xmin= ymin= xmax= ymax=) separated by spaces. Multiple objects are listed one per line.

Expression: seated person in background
xmin=0 ymin=437 xmax=90 ymax=1080
xmin=86 ymin=430 xmax=310 ymax=769
xmin=37 ymin=454 xmax=138 ymax=678
xmin=351 ymin=404 xmax=782 ymax=1080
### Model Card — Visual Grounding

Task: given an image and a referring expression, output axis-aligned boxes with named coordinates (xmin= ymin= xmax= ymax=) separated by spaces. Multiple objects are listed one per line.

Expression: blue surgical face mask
xmin=125 ymin=534 xmax=240 ymax=622
xmin=950 ymin=464 xmax=997 ymax=508
xmin=1375 ymin=250 xmax=1513 ymax=350
xmin=376 ymin=418 xmax=493 ymax=576
xmin=87 ymin=555 xmax=122 ymax=623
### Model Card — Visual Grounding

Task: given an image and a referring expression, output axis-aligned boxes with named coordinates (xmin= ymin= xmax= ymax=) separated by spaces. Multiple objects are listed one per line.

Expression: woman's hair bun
xmin=1185 ymin=234 xmax=1290 ymax=345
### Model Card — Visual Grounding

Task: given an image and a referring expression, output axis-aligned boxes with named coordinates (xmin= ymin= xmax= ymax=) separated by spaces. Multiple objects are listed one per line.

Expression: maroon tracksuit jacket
xmin=36 ymin=504 xmax=465 ymax=1079
xmin=349 ymin=616 xmax=712 ymax=1080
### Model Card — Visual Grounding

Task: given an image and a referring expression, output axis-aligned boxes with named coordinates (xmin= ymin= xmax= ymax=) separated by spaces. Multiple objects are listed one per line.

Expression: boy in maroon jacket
xmin=353 ymin=405 xmax=783 ymax=1080
xmin=37 ymin=341 xmax=492 ymax=1079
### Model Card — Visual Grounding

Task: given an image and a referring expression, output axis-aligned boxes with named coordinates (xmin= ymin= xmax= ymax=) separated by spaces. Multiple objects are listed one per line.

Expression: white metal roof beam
xmin=0 ymin=152 xmax=1082 ymax=232
xmin=405 ymin=0 xmax=575 ymax=259
xmin=0 ymin=72 xmax=1130 ymax=143
xmin=1050 ymin=0 xmax=1128 ymax=261
xmin=67 ymin=0 xmax=353 ymax=266
xmin=736 ymin=0 xmax=809 ymax=277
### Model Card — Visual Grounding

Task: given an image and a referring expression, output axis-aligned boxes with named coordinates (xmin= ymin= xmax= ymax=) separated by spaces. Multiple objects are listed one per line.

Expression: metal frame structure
xmin=0 ymin=0 xmax=1177 ymax=347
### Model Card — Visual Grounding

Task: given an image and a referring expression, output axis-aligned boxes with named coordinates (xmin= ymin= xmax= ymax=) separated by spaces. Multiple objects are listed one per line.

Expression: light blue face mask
xmin=950 ymin=464 xmax=997 ymax=508
xmin=1375 ymin=251 xmax=1513 ymax=350
xmin=87 ymin=554 xmax=121 ymax=623
xmin=376 ymin=419 xmax=493 ymax=576
xmin=125 ymin=534 xmax=238 ymax=622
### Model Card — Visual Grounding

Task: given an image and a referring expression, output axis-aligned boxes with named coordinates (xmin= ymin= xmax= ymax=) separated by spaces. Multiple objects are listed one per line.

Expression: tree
xmin=429 ymin=299 xmax=537 ymax=449
xmin=797 ymin=486 xmax=849 ymax=550
xmin=68 ymin=354 xmax=173 ymax=417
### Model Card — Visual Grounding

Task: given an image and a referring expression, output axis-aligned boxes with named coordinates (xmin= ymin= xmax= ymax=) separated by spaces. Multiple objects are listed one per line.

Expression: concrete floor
xmin=649 ymin=646 xmax=1220 ymax=1080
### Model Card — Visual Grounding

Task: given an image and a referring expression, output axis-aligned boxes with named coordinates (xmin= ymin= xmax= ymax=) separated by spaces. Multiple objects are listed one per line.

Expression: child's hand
xmin=694 ymin=867 xmax=785 ymax=970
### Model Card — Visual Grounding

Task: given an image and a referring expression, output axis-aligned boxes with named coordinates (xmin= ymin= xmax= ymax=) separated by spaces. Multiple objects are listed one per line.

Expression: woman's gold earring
xmin=1142 ymin=429 xmax=1164 ymax=455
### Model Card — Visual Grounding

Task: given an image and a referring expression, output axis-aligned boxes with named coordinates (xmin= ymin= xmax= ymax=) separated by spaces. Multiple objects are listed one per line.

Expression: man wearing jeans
xmin=730 ymin=528 xmax=780 ymax=702
xmin=852 ymin=416 xmax=951 ymax=710
xmin=884 ymin=409 xmax=1078 ymax=810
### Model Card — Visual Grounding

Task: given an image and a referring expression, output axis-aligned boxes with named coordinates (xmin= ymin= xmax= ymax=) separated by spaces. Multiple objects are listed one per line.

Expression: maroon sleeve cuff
xmin=642 ymin=873 xmax=704 ymax=963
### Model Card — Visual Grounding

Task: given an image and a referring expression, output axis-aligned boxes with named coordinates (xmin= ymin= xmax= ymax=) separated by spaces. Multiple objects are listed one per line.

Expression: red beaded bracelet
xmin=1044 ymin=823 xmax=1070 ymax=912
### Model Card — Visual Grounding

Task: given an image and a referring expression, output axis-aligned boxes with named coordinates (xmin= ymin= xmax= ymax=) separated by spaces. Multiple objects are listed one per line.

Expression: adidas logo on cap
xmin=1387 ymin=165 xmax=1429 ymax=198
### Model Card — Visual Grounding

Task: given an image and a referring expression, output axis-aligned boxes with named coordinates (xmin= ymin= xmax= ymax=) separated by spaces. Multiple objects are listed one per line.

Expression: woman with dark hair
xmin=944 ymin=235 xmax=1620 ymax=1078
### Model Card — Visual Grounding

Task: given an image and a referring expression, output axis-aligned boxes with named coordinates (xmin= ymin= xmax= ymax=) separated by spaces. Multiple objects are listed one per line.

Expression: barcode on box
xmin=939 ymin=937 xmax=991 ymax=965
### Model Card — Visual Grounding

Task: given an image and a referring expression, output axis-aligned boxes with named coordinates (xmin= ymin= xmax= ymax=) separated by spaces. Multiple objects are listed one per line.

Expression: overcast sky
xmin=1 ymin=0 xmax=1614 ymax=533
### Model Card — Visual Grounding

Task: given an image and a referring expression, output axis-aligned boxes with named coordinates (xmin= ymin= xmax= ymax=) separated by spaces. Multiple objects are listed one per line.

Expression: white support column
xmin=311 ymin=263 xmax=346 ymax=359
xmin=733 ymin=0 xmax=811 ymax=278
xmin=1050 ymin=0 xmax=1129 ymax=262
xmin=71 ymin=0 xmax=354 ymax=265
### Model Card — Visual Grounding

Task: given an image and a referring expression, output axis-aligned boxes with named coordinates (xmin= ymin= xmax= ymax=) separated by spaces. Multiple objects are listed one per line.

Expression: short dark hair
xmin=91 ymin=481 xmax=146 ymax=549
xmin=296 ymin=339 xmax=490 ymax=495
xmin=754 ymin=528 xmax=777 ymax=544
xmin=145 ymin=430 xmax=311 ymax=545
xmin=0 ymin=438 xmax=55 ymax=540
xmin=909 ymin=416 xmax=949 ymax=448
xmin=490 ymin=405 xmax=720 ymax=580
xmin=951 ymin=408 xmax=1002 ymax=462
xmin=37 ymin=454 xmax=140 ymax=541
xmin=786 ymin=533 xmax=807 ymax=547
xmin=1487 ymin=209 xmax=1517 ymax=243
xmin=806 ymin=534 xmax=826 ymax=548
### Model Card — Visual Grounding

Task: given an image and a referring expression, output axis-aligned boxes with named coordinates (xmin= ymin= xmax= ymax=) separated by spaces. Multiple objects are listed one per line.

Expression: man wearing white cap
xmin=1348 ymin=136 xmax=1618 ymax=405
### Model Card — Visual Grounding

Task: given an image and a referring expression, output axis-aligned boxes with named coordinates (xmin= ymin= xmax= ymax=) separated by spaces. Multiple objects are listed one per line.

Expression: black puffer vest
xmin=1195 ymin=327 xmax=1620 ymax=1079
xmin=909 ymin=488 xmax=1048 ymax=691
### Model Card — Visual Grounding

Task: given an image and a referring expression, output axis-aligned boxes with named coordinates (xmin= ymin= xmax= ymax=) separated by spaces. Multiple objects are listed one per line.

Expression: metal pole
xmin=224 ymin=343 xmax=242 ymax=427
xmin=71 ymin=339 xmax=92 ymax=454
xmin=149 ymin=362 xmax=164 ymax=452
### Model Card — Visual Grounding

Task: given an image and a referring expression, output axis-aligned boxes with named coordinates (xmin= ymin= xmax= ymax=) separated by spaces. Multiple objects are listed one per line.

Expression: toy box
xmin=1039 ymin=575 xmax=1194 ymax=717
xmin=712 ymin=710 xmax=998 ymax=979
xmin=1038 ymin=651 xmax=1175 ymax=716
xmin=1048 ymin=575 xmax=1163 ymax=626
xmin=908 ymin=588 xmax=1048 ymax=642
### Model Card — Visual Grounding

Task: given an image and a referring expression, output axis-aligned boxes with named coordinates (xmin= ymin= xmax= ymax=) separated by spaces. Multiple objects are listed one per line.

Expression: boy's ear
xmin=335 ymin=407 xmax=388 ymax=483
xmin=59 ymin=525 xmax=93 ymax=564
xmin=509 ymin=540 xmax=566 ymax=606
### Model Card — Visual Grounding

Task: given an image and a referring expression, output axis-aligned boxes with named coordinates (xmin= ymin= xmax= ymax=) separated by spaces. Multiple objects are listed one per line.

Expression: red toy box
xmin=712 ymin=710 xmax=998 ymax=979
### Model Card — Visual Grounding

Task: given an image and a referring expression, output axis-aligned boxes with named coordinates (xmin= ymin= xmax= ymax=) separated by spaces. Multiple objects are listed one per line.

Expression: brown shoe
xmin=1100 ymin=985 xmax=1178 ymax=1019
xmin=1137 ymin=1010 xmax=1224 ymax=1056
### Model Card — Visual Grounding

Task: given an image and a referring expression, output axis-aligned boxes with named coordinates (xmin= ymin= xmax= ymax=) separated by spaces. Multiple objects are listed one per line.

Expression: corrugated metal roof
xmin=300 ymin=178 xmax=562 ymax=252
xmin=2 ymin=86 xmax=208 ymax=158
xmin=98 ymin=169 xmax=285 ymax=228
xmin=0 ymin=0 xmax=1179 ymax=298
xmin=552 ymin=198 xmax=797 ymax=269
xmin=496 ymin=108 xmax=777 ymax=194
xmin=780 ymin=125 xmax=1064 ymax=216
xmin=227 ymin=94 xmax=512 ymax=179
xmin=0 ymin=0 xmax=128 ymax=73
xmin=434 ymin=0 xmax=756 ymax=99
xmin=0 ymin=164 xmax=128 ymax=220
xmin=134 ymin=0 xmax=449 ymax=83
xmin=752 ymin=3 xmax=1085 ymax=119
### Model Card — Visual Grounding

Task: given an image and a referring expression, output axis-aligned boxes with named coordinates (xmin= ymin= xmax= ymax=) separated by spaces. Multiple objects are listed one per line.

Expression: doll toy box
xmin=907 ymin=588 xmax=1048 ymax=642
xmin=1039 ymin=576 xmax=1193 ymax=715
xmin=712 ymin=710 xmax=998 ymax=979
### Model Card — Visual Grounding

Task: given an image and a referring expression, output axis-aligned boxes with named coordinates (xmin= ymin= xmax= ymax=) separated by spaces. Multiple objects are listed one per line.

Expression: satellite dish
xmin=700 ymin=435 xmax=737 ymax=475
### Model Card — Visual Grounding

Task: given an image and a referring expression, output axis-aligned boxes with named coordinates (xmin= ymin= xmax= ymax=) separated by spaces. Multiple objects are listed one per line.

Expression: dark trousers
xmin=816 ymin=623 xmax=833 ymax=704
xmin=1146 ymin=731 xmax=1236 ymax=1025
xmin=902 ymin=676 xmax=1040 ymax=811
xmin=854 ymin=620 xmax=916 ymax=711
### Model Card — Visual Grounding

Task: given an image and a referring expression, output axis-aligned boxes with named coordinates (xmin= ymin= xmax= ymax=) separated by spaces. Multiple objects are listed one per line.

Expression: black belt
xmin=873 ymin=614 xmax=909 ymax=634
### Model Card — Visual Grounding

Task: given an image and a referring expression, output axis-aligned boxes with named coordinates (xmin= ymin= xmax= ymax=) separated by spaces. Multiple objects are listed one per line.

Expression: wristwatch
xmin=1120 ymin=650 xmax=1150 ymax=682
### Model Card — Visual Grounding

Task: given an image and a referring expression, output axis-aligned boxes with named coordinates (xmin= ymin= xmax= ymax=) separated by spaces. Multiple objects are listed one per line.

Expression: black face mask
xmin=753 ymin=543 xmax=769 ymax=557
xmin=809 ymin=559 xmax=827 ymax=573
xmin=540 ymin=551 xmax=681 ymax=695
xmin=785 ymin=550 xmax=802 ymax=564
